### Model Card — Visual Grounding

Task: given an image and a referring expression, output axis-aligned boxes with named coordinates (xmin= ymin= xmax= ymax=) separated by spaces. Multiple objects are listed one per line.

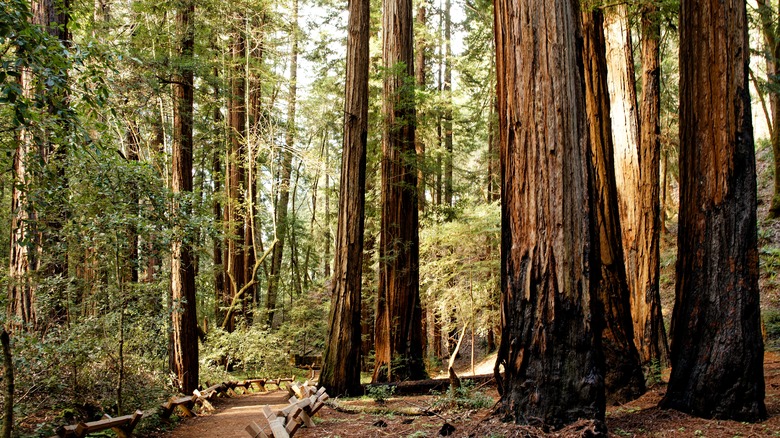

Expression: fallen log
xmin=362 ymin=374 xmax=494 ymax=396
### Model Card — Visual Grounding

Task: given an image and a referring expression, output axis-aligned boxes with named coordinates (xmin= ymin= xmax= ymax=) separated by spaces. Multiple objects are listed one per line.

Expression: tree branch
xmin=221 ymin=239 xmax=277 ymax=330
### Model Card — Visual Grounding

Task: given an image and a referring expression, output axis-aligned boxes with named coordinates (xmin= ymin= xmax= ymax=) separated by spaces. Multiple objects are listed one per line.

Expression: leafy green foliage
xmin=366 ymin=384 xmax=395 ymax=404
xmin=201 ymin=325 xmax=293 ymax=377
xmin=431 ymin=380 xmax=493 ymax=411
xmin=420 ymin=203 xmax=499 ymax=344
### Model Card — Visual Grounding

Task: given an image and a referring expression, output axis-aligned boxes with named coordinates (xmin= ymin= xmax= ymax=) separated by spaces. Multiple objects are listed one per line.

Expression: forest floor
xmin=154 ymin=351 xmax=780 ymax=438
xmin=154 ymin=144 xmax=780 ymax=437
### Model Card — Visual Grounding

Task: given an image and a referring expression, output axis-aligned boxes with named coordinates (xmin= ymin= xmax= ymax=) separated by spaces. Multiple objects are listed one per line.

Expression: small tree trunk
xmin=1 ymin=330 xmax=14 ymax=438
xmin=225 ymin=22 xmax=247 ymax=332
xmin=415 ymin=4 xmax=427 ymax=213
xmin=443 ymin=0 xmax=453 ymax=208
xmin=268 ymin=0 xmax=299 ymax=327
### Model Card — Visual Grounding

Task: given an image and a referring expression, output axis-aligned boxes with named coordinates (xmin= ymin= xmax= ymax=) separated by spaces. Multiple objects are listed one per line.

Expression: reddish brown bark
xmin=373 ymin=0 xmax=425 ymax=383
xmin=170 ymin=0 xmax=198 ymax=394
xmin=635 ymin=1 xmax=669 ymax=369
xmin=320 ymin=0 xmax=370 ymax=396
xmin=604 ymin=5 xmax=668 ymax=370
xmin=493 ymin=0 xmax=604 ymax=427
xmin=660 ymin=0 xmax=766 ymax=421
xmin=582 ymin=9 xmax=646 ymax=405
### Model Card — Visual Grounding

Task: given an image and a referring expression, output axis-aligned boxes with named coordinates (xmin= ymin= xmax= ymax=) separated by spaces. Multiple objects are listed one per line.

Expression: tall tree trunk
xmin=320 ymin=0 xmax=370 ymax=396
xmin=9 ymin=0 xmax=71 ymax=331
xmin=373 ymin=0 xmax=425 ymax=383
xmin=582 ymin=9 xmax=646 ymax=405
xmin=213 ymin=78 xmax=227 ymax=326
xmin=9 ymin=122 xmax=36 ymax=329
xmin=443 ymin=0 xmax=453 ymax=208
xmin=660 ymin=0 xmax=766 ymax=421
xmin=493 ymin=0 xmax=604 ymax=428
xmin=169 ymin=0 xmax=198 ymax=394
xmin=757 ymin=0 xmax=780 ymax=218
xmin=635 ymin=0 xmax=669 ymax=369
xmin=324 ymin=142 xmax=331 ymax=279
xmin=267 ymin=0 xmax=299 ymax=327
xmin=415 ymin=4 xmax=427 ymax=213
xmin=225 ymin=22 xmax=247 ymax=332
xmin=126 ymin=122 xmax=140 ymax=285
xmin=604 ymin=5 xmax=668 ymax=370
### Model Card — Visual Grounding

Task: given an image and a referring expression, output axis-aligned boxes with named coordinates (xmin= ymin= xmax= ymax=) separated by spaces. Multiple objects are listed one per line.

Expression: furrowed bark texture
xmin=660 ymin=0 xmax=766 ymax=421
xmin=604 ymin=5 xmax=668 ymax=369
xmin=170 ymin=0 xmax=199 ymax=394
xmin=582 ymin=9 xmax=646 ymax=405
xmin=493 ymin=0 xmax=604 ymax=427
xmin=320 ymin=0 xmax=369 ymax=397
xmin=373 ymin=0 xmax=426 ymax=383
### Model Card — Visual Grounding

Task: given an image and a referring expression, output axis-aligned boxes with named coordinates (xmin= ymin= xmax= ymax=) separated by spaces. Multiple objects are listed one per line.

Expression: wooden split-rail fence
xmin=50 ymin=376 xmax=297 ymax=438
xmin=245 ymin=381 xmax=330 ymax=438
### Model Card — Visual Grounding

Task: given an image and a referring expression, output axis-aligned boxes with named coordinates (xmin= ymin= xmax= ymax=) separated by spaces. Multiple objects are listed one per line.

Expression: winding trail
xmin=160 ymin=390 xmax=291 ymax=438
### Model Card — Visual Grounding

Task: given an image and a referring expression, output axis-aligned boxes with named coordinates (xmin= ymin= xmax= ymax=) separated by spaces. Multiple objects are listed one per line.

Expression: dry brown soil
xmin=155 ymin=352 xmax=780 ymax=438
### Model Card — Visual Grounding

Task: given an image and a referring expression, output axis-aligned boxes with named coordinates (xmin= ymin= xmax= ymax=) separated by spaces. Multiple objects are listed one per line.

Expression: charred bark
xmin=582 ymin=9 xmax=645 ymax=405
xmin=660 ymin=0 xmax=766 ymax=421
xmin=493 ymin=0 xmax=604 ymax=427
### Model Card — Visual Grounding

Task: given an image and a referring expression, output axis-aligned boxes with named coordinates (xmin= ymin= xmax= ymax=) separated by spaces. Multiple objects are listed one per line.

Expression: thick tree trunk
xmin=268 ymin=2 xmax=299 ymax=327
xmin=604 ymin=5 xmax=668 ymax=369
xmin=493 ymin=0 xmax=604 ymax=428
xmin=373 ymin=0 xmax=425 ymax=383
xmin=582 ymin=9 xmax=646 ymax=405
xmin=660 ymin=0 xmax=766 ymax=421
xmin=170 ymin=0 xmax=198 ymax=394
xmin=320 ymin=0 xmax=370 ymax=397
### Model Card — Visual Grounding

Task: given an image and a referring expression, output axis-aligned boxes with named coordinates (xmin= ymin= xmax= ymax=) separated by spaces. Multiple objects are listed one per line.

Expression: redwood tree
xmin=373 ymin=0 xmax=426 ymax=383
xmin=660 ymin=0 xmax=766 ymax=421
xmin=493 ymin=0 xmax=604 ymax=427
xmin=320 ymin=0 xmax=370 ymax=396
xmin=582 ymin=8 xmax=645 ymax=405
xmin=224 ymin=23 xmax=246 ymax=332
xmin=169 ymin=0 xmax=198 ymax=394
xmin=603 ymin=4 xmax=668 ymax=370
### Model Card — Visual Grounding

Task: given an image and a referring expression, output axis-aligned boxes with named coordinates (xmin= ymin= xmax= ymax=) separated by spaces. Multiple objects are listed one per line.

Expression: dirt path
xmin=159 ymin=390 xmax=291 ymax=438
xmin=158 ymin=353 xmax=780 ymax=437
